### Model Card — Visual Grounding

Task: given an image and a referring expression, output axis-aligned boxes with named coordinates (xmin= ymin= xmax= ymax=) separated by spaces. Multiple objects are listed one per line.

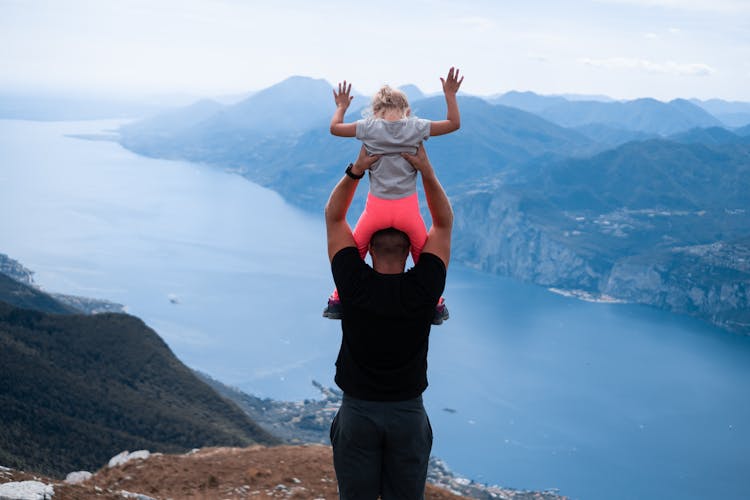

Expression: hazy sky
xmin=2 ymin=0 xmax=749 ymax=101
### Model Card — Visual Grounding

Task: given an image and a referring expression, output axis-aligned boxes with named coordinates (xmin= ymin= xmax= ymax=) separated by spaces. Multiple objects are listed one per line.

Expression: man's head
xmin=369 ymin=227 xmax=410 ymax=274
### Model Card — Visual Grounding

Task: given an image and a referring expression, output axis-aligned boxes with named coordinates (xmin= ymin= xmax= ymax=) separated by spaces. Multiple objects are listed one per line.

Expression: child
xmin=323 ymin=68 xmax=463 ymax=324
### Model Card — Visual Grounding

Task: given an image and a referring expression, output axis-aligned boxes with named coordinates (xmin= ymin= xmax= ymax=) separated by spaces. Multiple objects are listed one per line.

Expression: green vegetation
xmin=0 ymin=299 xmax=278 ymax=478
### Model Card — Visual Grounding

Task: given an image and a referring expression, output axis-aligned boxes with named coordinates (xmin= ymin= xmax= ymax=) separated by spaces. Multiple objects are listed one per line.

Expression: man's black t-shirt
xmin=331 ymin=246 xmax=447 ymax=401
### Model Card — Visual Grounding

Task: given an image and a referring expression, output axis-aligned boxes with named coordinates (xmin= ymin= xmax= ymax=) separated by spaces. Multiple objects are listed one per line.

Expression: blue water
xmin=1 ymin=119 xmax=748 ymax=499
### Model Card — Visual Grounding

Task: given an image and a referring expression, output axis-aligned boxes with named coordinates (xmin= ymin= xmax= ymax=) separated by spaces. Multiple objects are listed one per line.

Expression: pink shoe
xmin=432 ymin=297 xmax=449 ymax=325
xmin=323 ymin=296 xmax=343 ymax=320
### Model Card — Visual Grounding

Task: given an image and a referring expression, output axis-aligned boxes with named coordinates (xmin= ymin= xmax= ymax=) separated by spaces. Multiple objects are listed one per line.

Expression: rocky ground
xmin=1 ymin=445 xmax=471 ymax=499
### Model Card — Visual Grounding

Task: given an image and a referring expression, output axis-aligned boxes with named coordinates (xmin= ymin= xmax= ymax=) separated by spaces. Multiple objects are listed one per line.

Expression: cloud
xmin=528 ymin=53 xmax=550 ymax=63
xmin=579 ymin=57 xmax=716 ymax=76
xmin=457 ymin=16 xmax=495 ymax=32
xmin=593 ymin=0 xmax=750 ymax=13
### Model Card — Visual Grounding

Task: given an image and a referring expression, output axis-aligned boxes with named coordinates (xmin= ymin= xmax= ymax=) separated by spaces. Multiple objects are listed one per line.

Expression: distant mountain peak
xmin=398 ymin=84 xmax=425 ymax=103
xmin=505 ymin=90 xmax=541 ymax=97
xmin=266 ymin=75 xmax=331 ymax=90
xmin=192 ymin=76 xmax=335 ymax=134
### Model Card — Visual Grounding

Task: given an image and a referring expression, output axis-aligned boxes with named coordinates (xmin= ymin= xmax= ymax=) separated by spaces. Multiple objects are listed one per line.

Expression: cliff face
xmin=452 ymin=189 xmax=605 ymax=289
xmin=451 ymin=190 xmax=750 ymax=335
xmin=602 ymin=242 xmax=750 ymax=334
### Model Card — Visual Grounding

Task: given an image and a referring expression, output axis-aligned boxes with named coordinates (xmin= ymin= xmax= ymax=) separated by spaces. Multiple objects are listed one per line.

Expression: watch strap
xmin=345 ymin=163 xmax=365 ymax=179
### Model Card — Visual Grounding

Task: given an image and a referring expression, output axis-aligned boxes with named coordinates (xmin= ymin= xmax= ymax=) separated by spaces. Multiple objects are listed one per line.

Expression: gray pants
xmin=330 ymin=394 xmax=433 ymax=500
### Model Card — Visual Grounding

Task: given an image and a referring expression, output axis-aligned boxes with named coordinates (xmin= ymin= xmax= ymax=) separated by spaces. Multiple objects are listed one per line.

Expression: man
xmin=325 ymin=143 xmax=453 ymax=499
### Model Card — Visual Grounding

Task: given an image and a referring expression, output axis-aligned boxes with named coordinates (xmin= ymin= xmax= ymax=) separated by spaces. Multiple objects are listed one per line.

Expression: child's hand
xmin=440 ymin=67 xmax=463 ymax=96
xmin=333 ymin=81 xmax=354 ymax=110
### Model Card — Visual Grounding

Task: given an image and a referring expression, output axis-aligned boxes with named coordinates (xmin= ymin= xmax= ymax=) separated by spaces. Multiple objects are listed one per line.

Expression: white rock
xmin=128 ymin=450 xmax=150 ymax=462
xmin=64 ymin=471 xmax=92 ymax=485
xmin=118 ymin=491 xmax=156 ymax=500
xmin=0 ymin=480 xmax=54 ymax=500
xmin=108 ymin=450 xmax=151 ymax=468
xmin=108 ymin=451 xmax=130 ymax=468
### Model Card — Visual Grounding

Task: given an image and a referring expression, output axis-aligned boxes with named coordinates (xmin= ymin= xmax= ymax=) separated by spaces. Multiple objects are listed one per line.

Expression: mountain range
xmin=690 ymin=98 xmax=750 ymax=128
xmin=114 ymin=76 xmax=750 ymax=336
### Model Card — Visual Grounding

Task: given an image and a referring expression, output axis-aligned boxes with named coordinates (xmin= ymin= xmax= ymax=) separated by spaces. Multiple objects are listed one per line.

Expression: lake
xmin=1 ymin=119 xmax=748 ymax=499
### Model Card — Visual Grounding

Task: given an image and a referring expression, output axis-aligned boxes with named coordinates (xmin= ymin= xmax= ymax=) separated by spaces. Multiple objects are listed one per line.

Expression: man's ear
xmin=406 ymin=108 xmax=411 ymax=117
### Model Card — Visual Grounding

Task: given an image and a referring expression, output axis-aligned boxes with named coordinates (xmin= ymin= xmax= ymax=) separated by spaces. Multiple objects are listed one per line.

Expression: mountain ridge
xmin=490 ymin=91 xmax=727 ymax=134
xmin=114 ymin=77 xmax=750 ymax=335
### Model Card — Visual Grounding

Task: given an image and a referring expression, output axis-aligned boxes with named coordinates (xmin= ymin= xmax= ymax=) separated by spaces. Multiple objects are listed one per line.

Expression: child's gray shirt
xmin=356 ymin=117 xmax=431 ymax=199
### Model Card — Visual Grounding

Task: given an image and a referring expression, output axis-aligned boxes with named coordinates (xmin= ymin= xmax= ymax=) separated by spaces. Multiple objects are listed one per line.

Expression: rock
xmin=63 ymin=471 xmax=92 ymax=484
xmin=127 ymin=450 xmax=151 ymax=462
xmin=108 ymin=451 xmax=130 ymax=468
xmin=0 ymin=481 xmax=54 ymax=500
xmin=118 ymin=491 xmax=156 ymax=500
xmin=108 ymin=450 xmax=151 ymax=468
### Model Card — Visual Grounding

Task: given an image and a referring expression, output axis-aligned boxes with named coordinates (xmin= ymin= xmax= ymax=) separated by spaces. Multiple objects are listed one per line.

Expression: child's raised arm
xmin=330 ymin=81 xmax=357 ymax=137
xmin=430 ymin=67 xmax=464 ymax=137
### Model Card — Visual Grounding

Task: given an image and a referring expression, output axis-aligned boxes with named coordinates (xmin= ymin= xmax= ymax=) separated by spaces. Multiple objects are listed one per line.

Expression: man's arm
xmin=325 ymin=146 xmax=379 ymax=261
xmin=430 ymin=67 xmax=463 ymax=137
xmin=401 ymin=145 xmax=453 ymax=267
xmin=330 ymin=80 xmax=358 ymax=137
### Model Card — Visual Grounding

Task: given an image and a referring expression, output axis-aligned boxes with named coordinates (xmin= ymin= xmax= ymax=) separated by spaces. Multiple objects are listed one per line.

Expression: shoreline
xmin=547 ymin=287 xmax=627 ymax=304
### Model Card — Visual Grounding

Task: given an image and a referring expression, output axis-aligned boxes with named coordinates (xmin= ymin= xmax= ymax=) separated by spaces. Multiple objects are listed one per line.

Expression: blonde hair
xmin=370 ymin=85 xmax=410 ymax=118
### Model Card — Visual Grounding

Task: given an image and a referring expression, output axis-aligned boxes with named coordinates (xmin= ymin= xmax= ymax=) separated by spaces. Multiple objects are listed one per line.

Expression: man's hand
xmin=401 ymin=143 xmax=433 ymax=175
xmin=406 ymin=144 xmax=453 ymax=268
xmin=333 ymin=81 xmax=354 ymax=110
xmin=325 ymin=146 xmax=379 ymax=261
xmin=352 ymin=145 xmax=380 ymax=176
xmin=440 ymin=67 xmax=463 ymax=96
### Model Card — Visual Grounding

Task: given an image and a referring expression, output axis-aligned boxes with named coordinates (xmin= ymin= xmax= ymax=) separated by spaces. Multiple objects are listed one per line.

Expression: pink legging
xmin=330 ymin=192 xmax=427 ymax=302
xmin=353 ymin=192 xmax=428 ymax=263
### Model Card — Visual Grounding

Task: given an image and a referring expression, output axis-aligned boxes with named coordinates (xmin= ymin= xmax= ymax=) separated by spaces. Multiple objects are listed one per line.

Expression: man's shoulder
xmin=332 ymin=246 xmax=363 ymax=267
xmin=404 ymin=252 xmax=447 ymax=294
xmin=411 ymin=252 xmax=446 ymax=276
xmin=399 ymin=252 xmax=446 ymax=307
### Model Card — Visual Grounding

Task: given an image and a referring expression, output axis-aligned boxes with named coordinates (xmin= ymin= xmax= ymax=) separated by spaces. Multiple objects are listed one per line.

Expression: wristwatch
xmin=345 ymin=163 xmax=365 ymax=180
